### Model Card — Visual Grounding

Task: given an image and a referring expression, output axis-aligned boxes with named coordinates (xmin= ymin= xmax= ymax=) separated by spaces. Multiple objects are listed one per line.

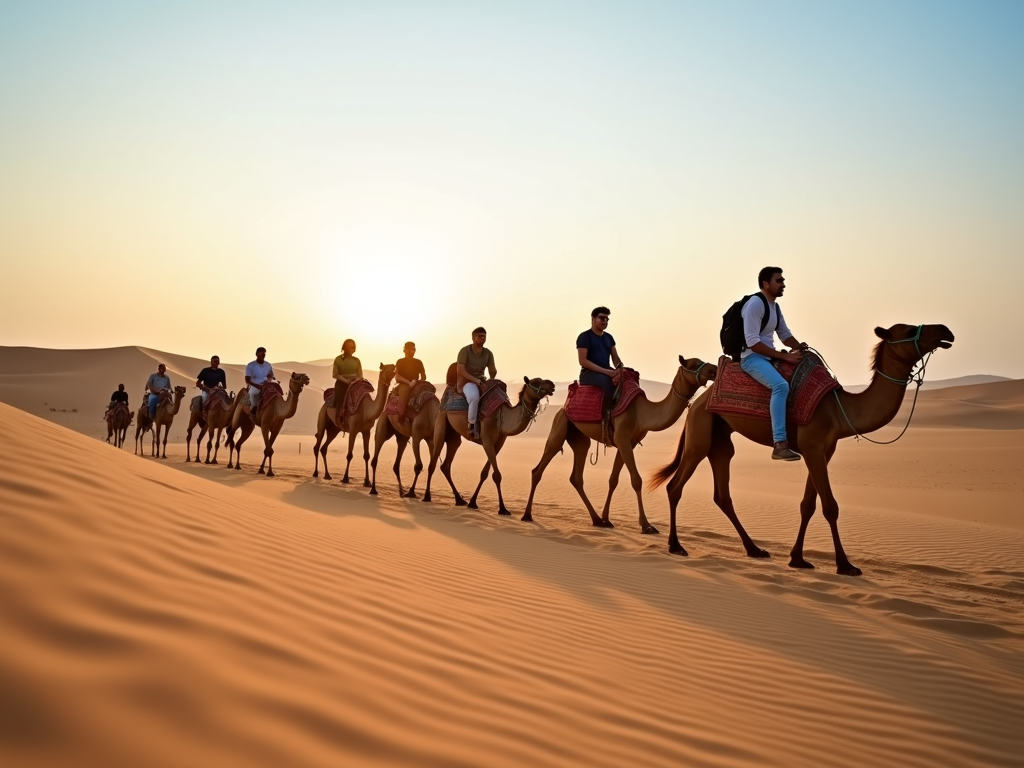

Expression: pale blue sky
xmin=2 ymin=1 xmax=1021 ymax=383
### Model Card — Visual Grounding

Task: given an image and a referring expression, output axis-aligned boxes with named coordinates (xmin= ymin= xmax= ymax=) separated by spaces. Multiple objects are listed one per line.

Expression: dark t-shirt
xmin=197 ymin=367 xmax=227 ymax=390
xmin=396 ymin=358 xmax=426 ymax=383
xmin=110 ymin=390 xmax=129 ymax=405
xmin=576 ymin=330 xmax=616 ymax=371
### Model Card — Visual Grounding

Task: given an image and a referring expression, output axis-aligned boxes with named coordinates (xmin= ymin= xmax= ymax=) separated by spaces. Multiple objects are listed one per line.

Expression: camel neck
xmin=834 ymin=353 xmax=915 ymax=437
xmin=632 ymin=368 xmax=697 ymax=433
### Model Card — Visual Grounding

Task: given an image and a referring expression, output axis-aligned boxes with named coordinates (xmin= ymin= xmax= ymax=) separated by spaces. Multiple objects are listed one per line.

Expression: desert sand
xmin=2 ymin=346 xmax=1024 ymax=767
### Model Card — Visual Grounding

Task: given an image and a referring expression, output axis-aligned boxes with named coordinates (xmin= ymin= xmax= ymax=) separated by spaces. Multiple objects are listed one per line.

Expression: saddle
xmin=257 ymin=381 xmax=285 ymax=413
xmin=564 ymin=369 xmax=644 ymax=424
xmin=610 ymin=368 xmax=643 ymax=417
xmin=157 ymin=390 xmax=174 ymax=407
xmin=203 ymin=388 xmax=233 ymax=413
xmin=324 ymin=379 xmax=375 ymax=429
xmin=384 ymin=381 xmax=438 ymax=417
xmin=439 ymin=380 xmax=509 ymax=420
xmin=190 ymin=395 xmax=204 ymax=413
xmin=105 ymin=402 xmax=131 ymax=423
xmin=706 ymin=353 xmax=840 ymax=425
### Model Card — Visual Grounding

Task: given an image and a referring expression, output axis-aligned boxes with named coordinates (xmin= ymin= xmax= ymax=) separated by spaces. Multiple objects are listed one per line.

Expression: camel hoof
xmin=312 ymin=471 xmax=319 ymax=478
xmin=591 ymin=519 xmax=612 ymax=528
xmin=422 ymin=494 xmax=432 ymax=503
xmin=404 ymin=491 xmax=418 ymax=499
xmin=497 ymin=509 xmax=511 ymax=516
xmin=836 ymin=562 xmax=863 ymax=577
xmin=258 ymin=469 xmax=265 ymax=475
xmin=521 ymin=513 xmax=533 ymax=523
xmin=234 ymin=465 xmax=241 ymax=471
xmin=323 ymin=473 xmax=332 ymax=481
xmin=788 ymin=558 xmax=815 ymax=569
xmin=641 ymin=524 xmax=659 ymax=535
xmin=747 ymin=548 xmax=771 ymax=559
xmin=363 ymin=481 xmax=371 ymax=488
xmin=668 ymin=540 xmax=689 ymax=556
xmin=369 ymin=488 xmax=378 ymax=496
xmin=340 ymin=478 xmax=349 ymax=485
xmin=467 ymin=502 xmax=479 ymax=510
xmin=266 ymin=471 xmax=274 ymax=478
xmin=211 ymin=460 xmax=218 ymax=465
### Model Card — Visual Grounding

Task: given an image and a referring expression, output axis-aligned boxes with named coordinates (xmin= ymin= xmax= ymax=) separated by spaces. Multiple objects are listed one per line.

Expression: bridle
xmin=671 ymin=362 xmax=711 ymax=405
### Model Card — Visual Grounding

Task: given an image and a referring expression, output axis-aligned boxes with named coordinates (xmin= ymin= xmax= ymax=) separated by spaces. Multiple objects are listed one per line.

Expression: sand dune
xmin=2 ymin=394 xmax=1024 ymax=767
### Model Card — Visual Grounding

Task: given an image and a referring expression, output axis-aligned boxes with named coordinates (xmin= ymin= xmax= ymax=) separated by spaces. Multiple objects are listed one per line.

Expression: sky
xmin=1 ymin=0 xmax=1022 ymax=385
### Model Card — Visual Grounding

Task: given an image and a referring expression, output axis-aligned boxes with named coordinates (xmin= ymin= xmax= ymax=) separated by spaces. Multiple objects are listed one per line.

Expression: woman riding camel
xmin=332 ymin=339 xmax=364 ymax=412
xmin=394 ymin=341 xmax=427 ymax=422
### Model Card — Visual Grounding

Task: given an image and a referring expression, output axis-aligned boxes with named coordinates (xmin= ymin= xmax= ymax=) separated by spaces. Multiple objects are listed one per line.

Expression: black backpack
xmin=720 ymin=293 xmax=781 ymax=362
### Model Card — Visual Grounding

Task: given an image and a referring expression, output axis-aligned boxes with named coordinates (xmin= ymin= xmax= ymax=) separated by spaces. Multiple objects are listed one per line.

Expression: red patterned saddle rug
xmin=203 ymin=389 xmax=233 ymax=413
xmin=610 ymin=369 xmax=644 ymax=418
xmin=384 ymin=381 xmax=438 ymax=417
xmin=564 ymin=383 xmax=604 ymax=423
xmin=258 ymin=381 xmax=285 ymax=412
xmin=479 ymin=380 xmax=509 ymax=420
xmin=106 ymin=402 xmax=131 ymax=423
xmin=706 ymin=353 xmax=840 ymax=426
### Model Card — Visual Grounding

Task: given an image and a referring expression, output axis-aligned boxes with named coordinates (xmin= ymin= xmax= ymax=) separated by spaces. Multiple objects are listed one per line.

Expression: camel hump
xmin=446 ymin=362 xmax=458 ymax=387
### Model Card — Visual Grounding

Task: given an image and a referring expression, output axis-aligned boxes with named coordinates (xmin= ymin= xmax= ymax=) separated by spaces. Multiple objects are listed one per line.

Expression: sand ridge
xmin=2 ymin=401 xmax=1024 ymax=767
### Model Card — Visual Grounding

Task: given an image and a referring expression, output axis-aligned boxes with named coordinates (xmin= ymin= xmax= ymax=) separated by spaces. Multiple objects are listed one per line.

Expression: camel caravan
xmin=102 ymin=267 xmax=954 ymax=575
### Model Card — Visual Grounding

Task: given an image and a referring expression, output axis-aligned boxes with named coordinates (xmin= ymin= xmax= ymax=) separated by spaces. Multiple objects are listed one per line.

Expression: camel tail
xmin=647 ymin=423 xmax=685 ymax=491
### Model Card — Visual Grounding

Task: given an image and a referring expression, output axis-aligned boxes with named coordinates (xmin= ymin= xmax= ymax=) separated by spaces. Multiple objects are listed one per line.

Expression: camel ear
xmin=379 ymin=362 xmax=384 ymax=370
xmin=874 ymin=326 xmax=892 ymax=340
xmin=678 ymin=354 xmax=685 ymax=366
xmin=523 ymin=376 xmax=530 ymax=384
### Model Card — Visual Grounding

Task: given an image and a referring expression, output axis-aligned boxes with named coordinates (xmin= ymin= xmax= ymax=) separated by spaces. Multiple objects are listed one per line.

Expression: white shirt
xmin=245 ymin=360 xmax=274 ymax=386
xmin=741 ymin=294 xmax=795 ymax=359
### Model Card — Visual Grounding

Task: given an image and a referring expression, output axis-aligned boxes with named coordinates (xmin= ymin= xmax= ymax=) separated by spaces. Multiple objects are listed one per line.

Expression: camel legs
xmin=791 ymin=446 xmax=857 ymax=574
xmin=360 ymin=430 xmax=372 ymax=488
xmin=206 ymin=426 xmax=222 ymax=464
xmin=521 ymin=412 xmax=570 ymax=523
xmin=392 ymin=435 xmax=412 ymax=497
xmin=613 ymin=439 xmax=658 ymax=535
xmin=257 ymin=424 xmax=278 ymax=477
xmin=406 ymin=434 xmax=426 ymax=499
xmin=428 ymin=420 xmax=467 ymax=506
xmin=468 ymin=435 xmax=509 ymax=515
xmin=369 ymin=417 xmax=394 ymax=495
xmin=599 ymin=451 xmax=626 ymax=526
xmin=706 ymin=435 xmax=769 ymax=558
xmin=230 ymin=420 xmax=254 ymax=471
xmin=664 ymin=425 xmax=714 ymax=555
xmin=341 ymin=430 xmax=370 ymax=485
xmin=314 ymin=425 xmax=339 ymax=480
xmin=565 ymin=428 xmax=607 ymax=527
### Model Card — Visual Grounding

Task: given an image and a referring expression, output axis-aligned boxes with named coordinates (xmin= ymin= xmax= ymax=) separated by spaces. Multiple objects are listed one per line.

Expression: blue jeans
xmin=148 ymin=394 xmax=160 ymax=419
xmin=741 ymin=353 xmax=789 ymax=443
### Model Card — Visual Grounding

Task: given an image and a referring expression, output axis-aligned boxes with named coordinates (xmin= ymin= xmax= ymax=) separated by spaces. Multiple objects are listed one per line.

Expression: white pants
xmin=249 ymin=385 xmax=262 ymax=408
xmin=464 ymin=382 xmax=481 ymax=424
xmin=200 ymin=390 xmax=210 ymax=404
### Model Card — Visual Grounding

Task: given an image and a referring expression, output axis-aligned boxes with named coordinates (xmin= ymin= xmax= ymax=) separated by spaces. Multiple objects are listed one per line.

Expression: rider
xmin=195 ymin=355 xmax=228 ymax=407
xmin=740 ymin=266 xmax=808 ymax=462
xmin=332 ymin=339 xmax=363 ymax=414
xmin=576 ymin=306 xmax=623 ymax=411
xmin=104 ymin=383 xmax=129 ymax=420
xmin=145 ymin=364 xmax=171 ymax=420
xmin=394 ymin=341 xmax=426 ymax=421
xmin=244 ymin=347 xmax=275 ymax=416
xmin=457 ymin=327 xmax=496 ymax=441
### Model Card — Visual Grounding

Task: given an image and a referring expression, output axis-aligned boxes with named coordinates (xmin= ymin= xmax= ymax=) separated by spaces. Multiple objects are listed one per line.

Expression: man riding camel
xmin=104 ymin=383 xmax=130 ymax=420
xmin=457 ymin=327 xmax=497 ymax=442
xmin=244 ymin=347 xmax=274 ymax=417
xmin=740 ymin=266 xmax=808 ymax=462
xmin=394 ymin=341 xmax=426 ymax=423
xmin=576 ymin=306 xmax=623 ymax=413
xmin=195 ymin=355 xmax=227 ymax=406
xmin=145 ymin=364 xmax=171 ymax=420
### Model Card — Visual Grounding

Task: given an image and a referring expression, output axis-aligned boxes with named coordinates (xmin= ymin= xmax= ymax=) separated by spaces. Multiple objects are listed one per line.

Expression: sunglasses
xmin=596 ymin=315 xmax=609 ymax=321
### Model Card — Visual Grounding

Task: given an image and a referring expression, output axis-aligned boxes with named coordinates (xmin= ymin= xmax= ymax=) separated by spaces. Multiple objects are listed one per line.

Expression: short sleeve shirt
xmin=576 ymin=330 xmax=616 ymax=370
xmin=457 ymin=345 xmax=495 ymax=379
xmin=245 ymin=360 xmax=274 ymax=385
xmin=333 ymin=355 xmax=361 ymax=379
xmin=197 ymin=367 xmax=227 ymax=389
xmin=111 ymin=390 xmax=129 ymax=404
xmin=396 ymin=357 xmax=426 ymax=382
xmin=146 ymin=373 xmax=171 ymax=391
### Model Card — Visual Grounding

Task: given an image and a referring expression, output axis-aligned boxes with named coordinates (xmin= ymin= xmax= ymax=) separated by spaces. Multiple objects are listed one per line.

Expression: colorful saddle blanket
xmin=384 ymin=381 xmax=438 ymax=417
xmin=190 ymin=395 xmax=204 ymax=413
xmin=204 ymin=389 xmax=233 ymax=413
xmin=259 ymin=381 xmax=285 ymax=412
xmin=440 ymin=380 xmax=509 ymax=420
xmin=706 ymin=353 xmax=840 ymax=426
xmin=564 ymin=383 xmax=604 ymax=423
xmin=105 ymin=402 xmax=131 ymax=423
xmin=610 ymin=368 xmax=644 ymax=417
xmin=324 ymin=379 xmax=375 ymax=415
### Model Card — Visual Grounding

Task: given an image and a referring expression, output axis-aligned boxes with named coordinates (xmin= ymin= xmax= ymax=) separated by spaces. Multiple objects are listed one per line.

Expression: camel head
xmin=677 ymin=355 xmax=717 ymax=388
xmin=288 ymin=372 xmax=311 ymax=392
xmin=379 ymin=363 xmax=397 ymax=385
xmin=873 ymin=323 xmax=955 ymax=369
xmin=173 ymin=386 xmax=187 ymax=398
xmin=521 ymin=376 xmax=556 ymax=403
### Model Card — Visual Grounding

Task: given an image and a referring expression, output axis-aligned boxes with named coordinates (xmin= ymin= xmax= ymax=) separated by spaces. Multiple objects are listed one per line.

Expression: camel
xmin=226 ymin=372 xmax=311 ymax=476
xmin=106 ymin=405 xmax=133 ymax=449
xmin=649 ymin=323 xmax=955 ymax=576
xmin=368 ymin=385 xmax=441 ymax=497
xmin=134 ymin=403 xmax=153 ymax=455
xmin=424 ymin=376 xmax=556 ymax=514
xmin=184 ymin=389 xmax=236 ymax=464
xmin=152 ymin=386 xmax=187 ymax=459
xmin=312 ymin=364 xmax=395 ymax=485
xmin=522 ymin=356 xmax=717 ymax=533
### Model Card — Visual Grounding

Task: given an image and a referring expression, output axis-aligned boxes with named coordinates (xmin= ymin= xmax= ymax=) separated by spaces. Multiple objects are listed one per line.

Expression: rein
xmin=819 ymin=326 xmax=934 ymax=445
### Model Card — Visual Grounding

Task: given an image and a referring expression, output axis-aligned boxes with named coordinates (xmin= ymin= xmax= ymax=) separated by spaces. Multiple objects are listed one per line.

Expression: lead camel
xmin=649 ymin=323 xmax=954 ymax=575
